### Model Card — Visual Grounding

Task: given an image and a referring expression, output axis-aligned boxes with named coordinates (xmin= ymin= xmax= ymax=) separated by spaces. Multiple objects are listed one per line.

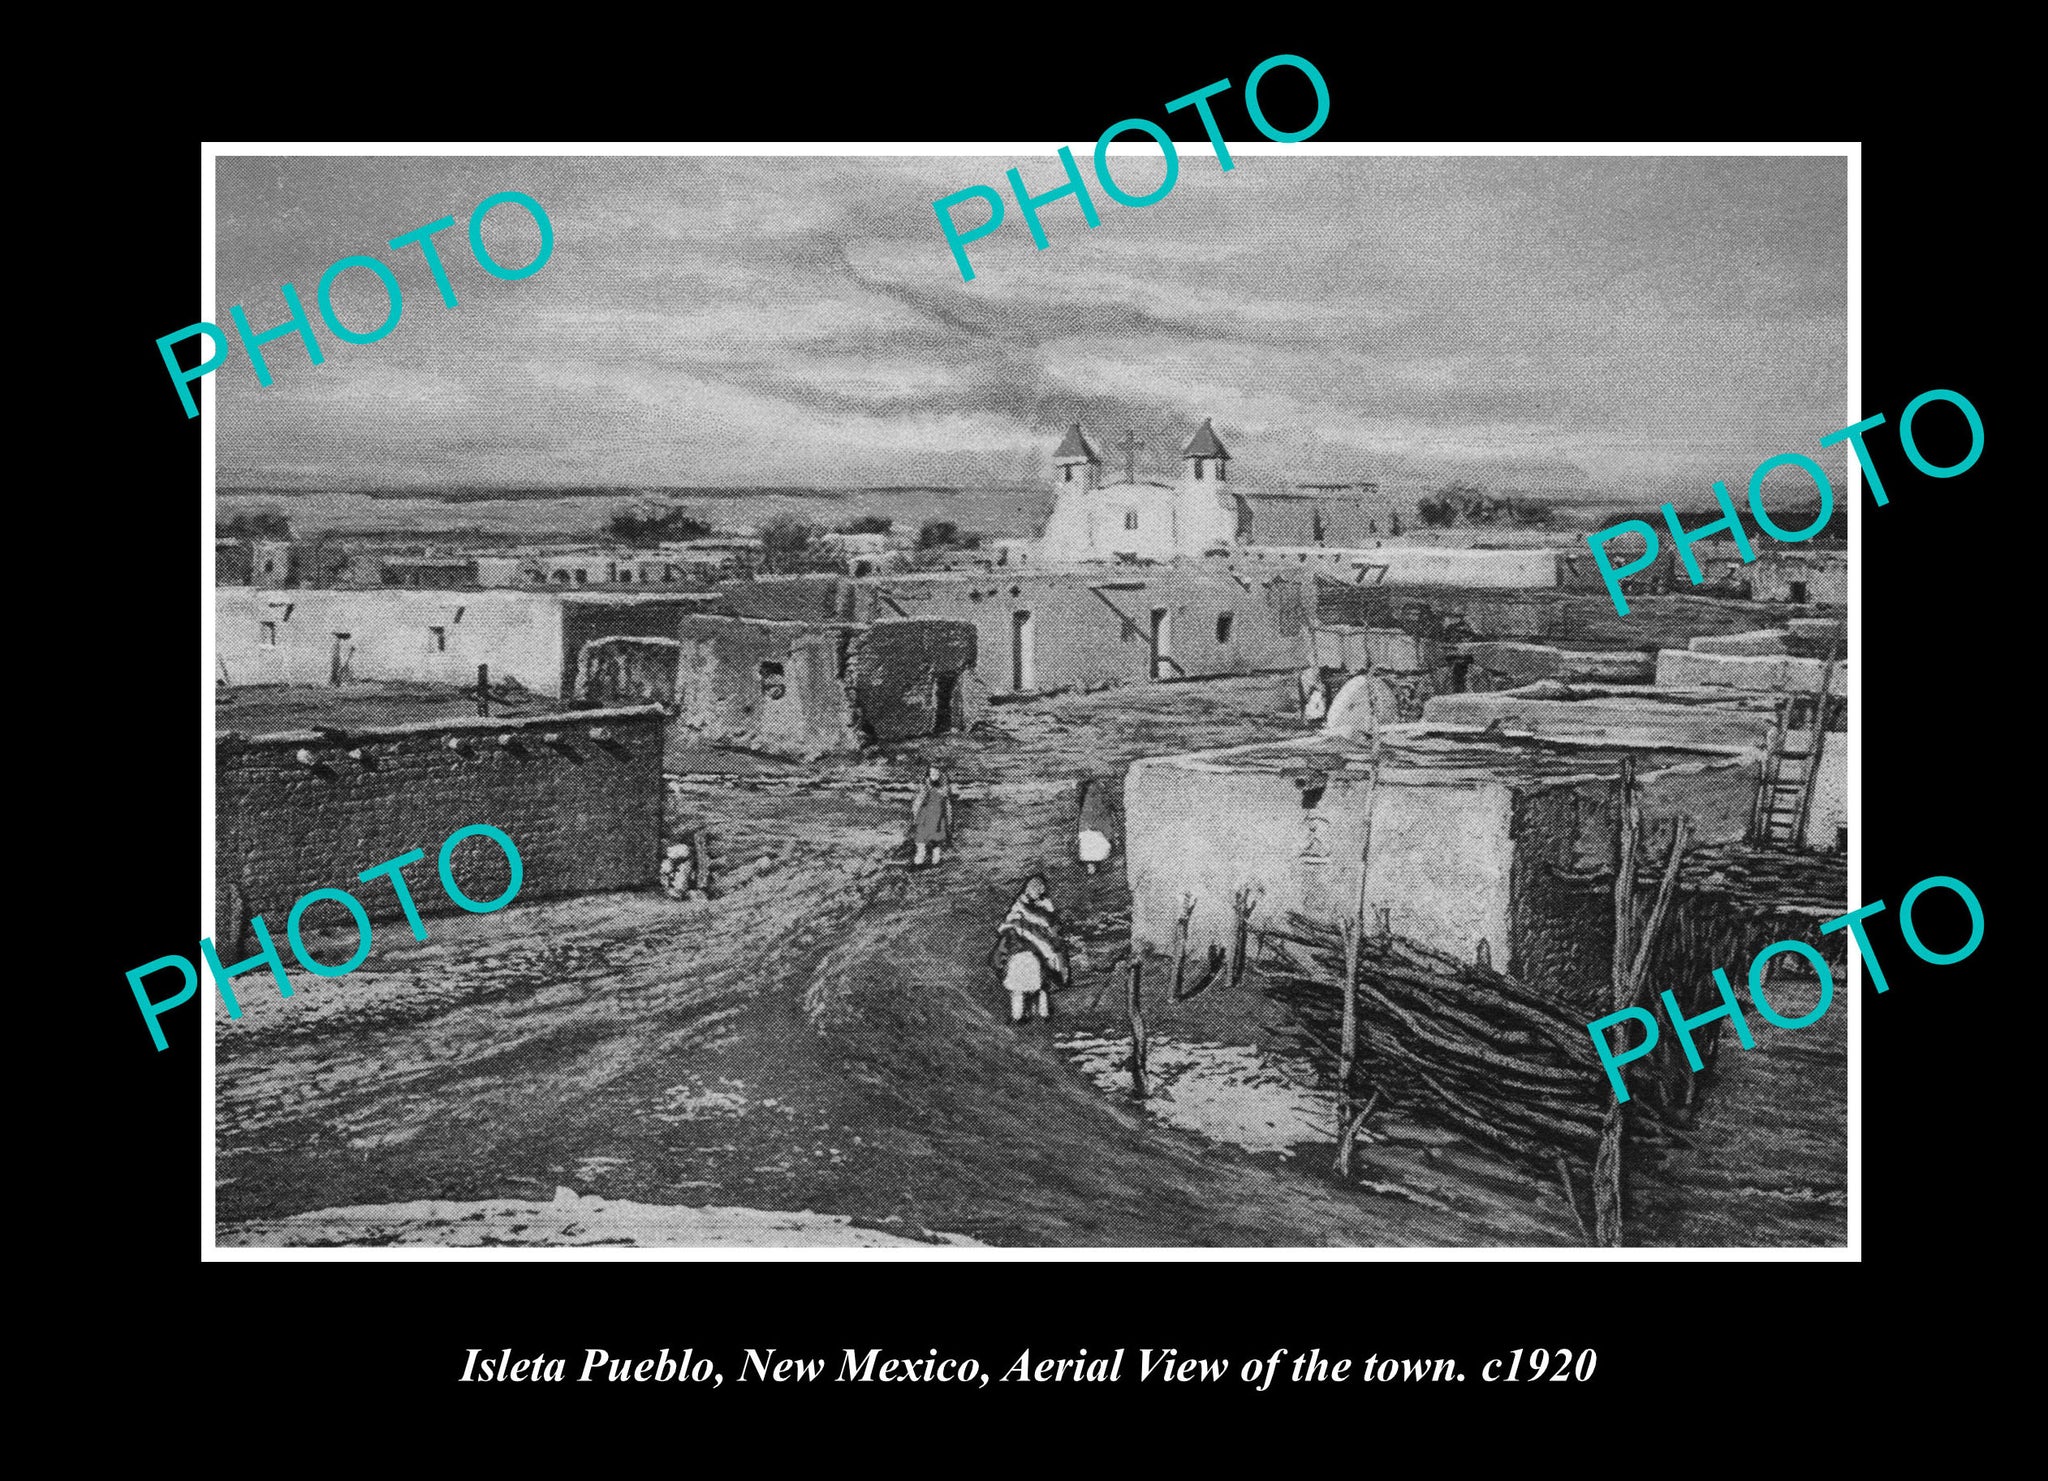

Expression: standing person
xmin=1076 ymin=776 xmax=1117 ymax=874
xmin=994 ymin=875 xmax=1074 ymax=1023
xmin=909 ymin=762 xmax=955 ymax=867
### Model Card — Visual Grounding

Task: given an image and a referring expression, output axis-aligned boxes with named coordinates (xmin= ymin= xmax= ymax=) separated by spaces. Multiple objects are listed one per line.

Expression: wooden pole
xmin=1611 ymin=759 xmax=1638 ymax=995
xmin=1597 ymin=761 xmax=1640 ymax=1248
xmin=1333 ymin=1090 xmax=1378 ymax=1181
xmin=1593 ymin=1106 xmax=1624 ymax=1246
xmin=1227 ymin=886 xmax=1255 ymax=991
xmin=1624 ymin=817 xmax=1694 ymax=1001
xmin=1126 ymin=958 xmax=1148 ymax=1099
xmin=1170 ymin=894 xmax=1195 ymax=1002
xmin=476 ymin=663 xmax=490 ymax=718
xmin=1337 ymin=912 xmax=1361 ymax=1146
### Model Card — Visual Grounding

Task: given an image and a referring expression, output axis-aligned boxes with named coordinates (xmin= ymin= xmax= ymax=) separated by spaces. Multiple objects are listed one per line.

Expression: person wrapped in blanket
xmin=993 ymin=874 xmax=1081 ymax=1023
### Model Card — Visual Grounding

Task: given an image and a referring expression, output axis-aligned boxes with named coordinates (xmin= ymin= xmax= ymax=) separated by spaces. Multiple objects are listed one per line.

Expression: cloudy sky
xmin=215 ymin=153 xmax=1846 ymax=502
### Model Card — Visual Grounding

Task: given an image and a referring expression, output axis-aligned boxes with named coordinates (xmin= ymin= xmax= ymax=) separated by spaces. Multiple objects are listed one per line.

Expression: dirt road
xmin=216 ymin=674 xmax=1842 ymax=1246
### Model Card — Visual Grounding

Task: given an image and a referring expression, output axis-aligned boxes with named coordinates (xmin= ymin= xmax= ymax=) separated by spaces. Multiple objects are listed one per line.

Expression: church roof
xmin=1181 ymin=418 xmax=1231 ymax=460
xmin=1053 ymin=423 xmax=1101 ymax=463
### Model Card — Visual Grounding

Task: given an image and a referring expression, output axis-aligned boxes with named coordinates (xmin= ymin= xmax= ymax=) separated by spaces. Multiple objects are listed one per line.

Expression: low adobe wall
xmin=1460 ymin=641 xmax=1655 ymax=689
xmin=1656 ymin=649 xmax=1850 ymax=695
xmin=214 ymin=706 xmax=666 ymax=947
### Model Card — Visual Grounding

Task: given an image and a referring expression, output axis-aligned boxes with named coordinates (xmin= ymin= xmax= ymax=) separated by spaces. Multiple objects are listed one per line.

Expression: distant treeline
xmin=1415 ymin=483 xmax=1554 ymax=528
xmin=221 ymin=510 xmax=291 ymax=539
xmin=310 ymin=485 xmax=975 ymax=503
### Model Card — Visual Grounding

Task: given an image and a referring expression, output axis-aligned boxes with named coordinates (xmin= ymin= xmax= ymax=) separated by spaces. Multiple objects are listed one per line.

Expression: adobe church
xmin=1033 ymin=420 xmax=1413 ymax=563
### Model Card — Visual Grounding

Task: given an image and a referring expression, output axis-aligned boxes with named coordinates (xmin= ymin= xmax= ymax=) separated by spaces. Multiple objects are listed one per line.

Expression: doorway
xmin=1149 ymin=607 xmax=1172 ymax=679
xmin=1789 ymin=580 xmax=1809 ymax=604
xmin=329 ymin=633 xmax=354 ymax=687
xmin=1011 ymin=610 xmax=1035 ymax=692
xmin=933 ymin=672 xmax=957 ymax=732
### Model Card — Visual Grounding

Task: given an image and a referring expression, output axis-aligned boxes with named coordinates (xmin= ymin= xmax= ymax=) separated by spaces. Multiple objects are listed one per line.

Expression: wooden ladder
xmin=1756 ymin=709 xmax=1810 ymax=847
xmin=1752 ymin=633 xmax=1843 ymax=849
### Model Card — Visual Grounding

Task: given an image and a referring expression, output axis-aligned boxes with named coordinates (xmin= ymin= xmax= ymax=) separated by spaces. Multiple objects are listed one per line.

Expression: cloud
xmin=216 ymin=154 xmax=1845 ymax=497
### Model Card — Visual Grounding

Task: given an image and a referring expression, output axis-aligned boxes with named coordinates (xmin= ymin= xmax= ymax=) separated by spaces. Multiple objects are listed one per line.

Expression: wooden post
xmin=476 ymin=663 xmax=490 ymax=718
xmin=1624 ymin=817 xmax=1694 ymax=1000
xmin=1593 ymin=1107 xmax=1625 ymax=1247
xmin=691 ymin=826 xmax=712 ymax=894
xmin=1333 ymin=1090 xmax=1378 ymax=1181
xmin=1337 ymin=913 xmax=1361 ymax=1142
xmin=1169 ymin=894 xmax=1195 ymax=1002
xmin=1227 ymin=886 xmax=1255 ymax=991
xmin=1611 ymin=760 xmax=1638 ymax=998
xmin=1597 ymin=761 xmax=1640 ymax=1249
xmin=1126 ymin=958 xmax=1148 ymax=1099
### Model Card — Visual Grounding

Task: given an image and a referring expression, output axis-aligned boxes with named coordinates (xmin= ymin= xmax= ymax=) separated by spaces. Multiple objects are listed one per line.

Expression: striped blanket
xmin=998 ymin=893 xmax=1068 ymax=986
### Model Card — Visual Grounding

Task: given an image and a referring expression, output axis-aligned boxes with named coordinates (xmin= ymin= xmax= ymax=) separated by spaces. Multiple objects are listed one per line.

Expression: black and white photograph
xmin=204 ymin=149 xmax=1851 ymax=1249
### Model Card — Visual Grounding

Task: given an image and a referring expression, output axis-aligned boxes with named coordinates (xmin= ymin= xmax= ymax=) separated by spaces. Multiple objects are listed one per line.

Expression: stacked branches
xmin=1263 ymin=918 xmax=1622 ymax=1173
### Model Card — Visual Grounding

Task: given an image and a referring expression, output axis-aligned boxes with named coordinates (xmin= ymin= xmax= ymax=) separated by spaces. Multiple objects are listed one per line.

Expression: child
xmin=909 ymin=763 xmax=955 ymax=867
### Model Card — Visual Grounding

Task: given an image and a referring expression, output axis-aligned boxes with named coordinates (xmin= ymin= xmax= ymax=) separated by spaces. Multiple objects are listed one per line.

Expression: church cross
xmin=1116 ymin=429 xmax=1147 ymax=485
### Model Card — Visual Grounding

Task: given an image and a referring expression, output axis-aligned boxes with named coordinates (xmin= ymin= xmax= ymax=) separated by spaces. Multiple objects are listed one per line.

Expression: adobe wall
xmin=1690 ymin=629 xmax=1792 ymax=657
xmin=1329 ymin=586 xmax=1796 ymax=653
xmin=1460 ymin=641 xmax=1656 ymax=689
xmin=1804 ymin=745 xmax=1847 ymax=851
xmin=669 ymin=616 xmax=860 ymax=759
xmin=556 ymin=596 xmax=720 ymax=698
xmin=711 ymin=576 xmax=859 ymax=623
xmin=1420 ymin=689 xmax=1781 ymax=752
xmin=1122 ymin=745 xmax=1516 ymax=968
xmin=217 ymin=588 xmax=568 ymax=695
xmin=847 ymin=620 xmax=977 ymax=742
xmin=872 ymin=570 xmax=1302 ymax=695
xmin=1232 ymin=545 xmax=1563 ymax=588
xmin=1656 ymin=650 xmax=1850 ymax=695
xmin=214 ymin=706 xmax=665 ymax=948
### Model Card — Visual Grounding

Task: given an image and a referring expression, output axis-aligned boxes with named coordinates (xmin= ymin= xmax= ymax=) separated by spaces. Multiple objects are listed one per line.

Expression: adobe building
xmin=1419 ymin=634 xmax=1848 ymax=853
xmin=577 ymin=614 xmax=976 ymax=761
xmin=215 ymin=538 xmax=295 ymax=586
xmin=1123 ymin=725 xmax=1756 ymax=1009
xmin=1751 ymin=548 xmax=1847 ymax=606
xmin=216 ymin=587 xmax=714 ymax=698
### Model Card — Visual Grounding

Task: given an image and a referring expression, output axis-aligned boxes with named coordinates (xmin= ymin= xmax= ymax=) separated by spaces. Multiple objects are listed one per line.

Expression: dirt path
xmin=216 ymin=673 xmax=1839 ymax=1246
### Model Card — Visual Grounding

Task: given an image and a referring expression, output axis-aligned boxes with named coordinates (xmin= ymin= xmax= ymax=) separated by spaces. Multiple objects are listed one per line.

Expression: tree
xmin=758 ymin=514 xmax=836 ymax=573
xmin=1415 ymin=495 xmax=1459 ymax=527
xmin=222 ymin=510 xmax=291 ymax=540
xmin=609 ymin=500 xmax=711 ymax=545
xmin=836 ymin=514 xmax=892 ymax=535
xmin=917 ymin=518 xmax=961 ymax=550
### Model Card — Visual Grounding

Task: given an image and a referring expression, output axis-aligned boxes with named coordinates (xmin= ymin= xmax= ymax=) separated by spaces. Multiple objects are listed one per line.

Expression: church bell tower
xmin=1052 ymin=422 xmax=1101 ymax=492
